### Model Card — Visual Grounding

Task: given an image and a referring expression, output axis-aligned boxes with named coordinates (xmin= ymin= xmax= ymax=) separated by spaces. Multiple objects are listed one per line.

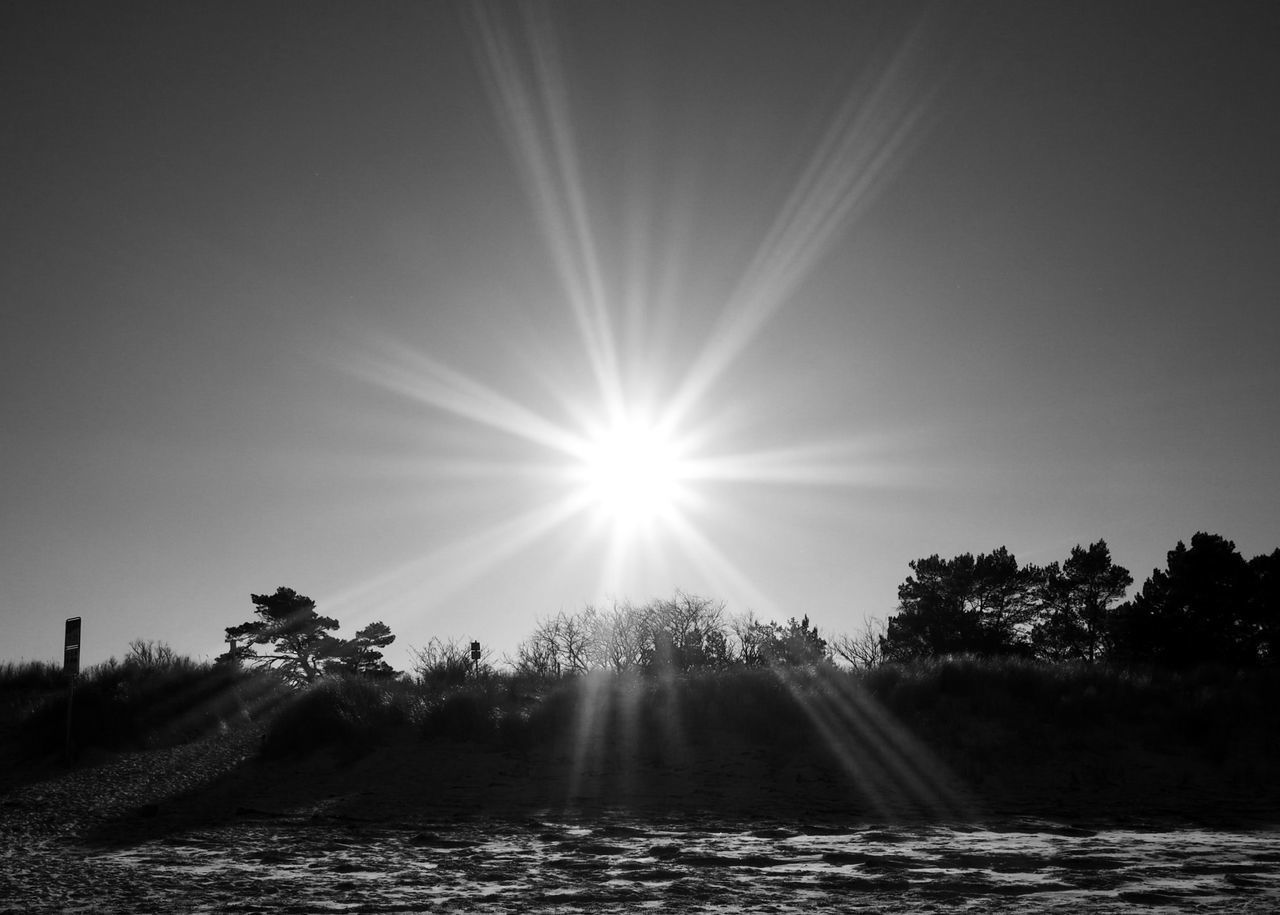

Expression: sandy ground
xmin=3 ymin=728 xmax=1279 ymax=913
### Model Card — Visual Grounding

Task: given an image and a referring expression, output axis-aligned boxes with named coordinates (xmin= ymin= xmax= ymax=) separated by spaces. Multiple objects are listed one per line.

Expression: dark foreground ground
xmin=2 ymin=723 xmax=1279 ymax=913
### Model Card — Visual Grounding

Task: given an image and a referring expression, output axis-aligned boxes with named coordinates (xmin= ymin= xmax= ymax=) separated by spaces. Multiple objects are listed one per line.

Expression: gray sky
xmin=3 ymin=1 xmax=1278 ymax=669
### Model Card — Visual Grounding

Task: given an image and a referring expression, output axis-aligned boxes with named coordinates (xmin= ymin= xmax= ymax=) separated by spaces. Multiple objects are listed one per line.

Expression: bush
xmin=0 ymin=661 xmax=69 ymax=726
xmin=0 ymin=660 xmax=69 ymax=693
xmin=421 ymin=689 xmax=496 ymax=741
xmin=260 ymin=676 xmax=415 ymax=759
xmin=846 ymin=655 xmax=1280 ymax=769
xmin=411 ymin=638 xmax=485 ymax=690
xmin=15 ymin=658 xmax=282 ymax=757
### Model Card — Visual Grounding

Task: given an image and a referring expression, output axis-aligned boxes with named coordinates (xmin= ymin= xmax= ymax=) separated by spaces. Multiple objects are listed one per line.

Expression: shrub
xmin=411 ymin=638 xmax=485 ymax=690
xmin=15 ymin=657 xmax=280 ymax=757
xmin=0 ymin=660 xmax=69 ymax=692
xmin=0 ymin=661 xmax=69 ymax=726
xmin=421 ymin=689 xmax=496 ymax=741
xmin=260 ymin=676 xmax=415 ymax=759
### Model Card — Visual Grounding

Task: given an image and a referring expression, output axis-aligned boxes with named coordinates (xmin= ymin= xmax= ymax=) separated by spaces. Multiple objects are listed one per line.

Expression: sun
xmin=576 ymin=417 xmax=688 ymax=528
xmin=336 ymin=2 xmax=932 ymax=616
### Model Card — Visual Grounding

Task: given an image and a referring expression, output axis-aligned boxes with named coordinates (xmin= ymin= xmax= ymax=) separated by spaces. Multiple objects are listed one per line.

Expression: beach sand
xmin=3 ymin=722 xmax=1279 ymax=912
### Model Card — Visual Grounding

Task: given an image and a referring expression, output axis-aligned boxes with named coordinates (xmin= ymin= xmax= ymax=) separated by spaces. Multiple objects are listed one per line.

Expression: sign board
xmin=470 ymin=641 xmax=481 ymax=661
xmin=63 ymin=617 xmax=81 ymax=677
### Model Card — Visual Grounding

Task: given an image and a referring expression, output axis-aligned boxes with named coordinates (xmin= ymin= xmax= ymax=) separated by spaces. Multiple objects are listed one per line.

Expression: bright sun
xmin=577 ymin=418 xmax=687 ymax=527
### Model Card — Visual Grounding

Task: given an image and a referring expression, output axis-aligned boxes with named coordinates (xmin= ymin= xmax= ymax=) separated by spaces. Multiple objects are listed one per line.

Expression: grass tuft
xmin=6 ymin=647 xmax=1277 ymax=820
xmin=260 ymin=676 xmax=418 ymax=759
xmin=8 ymin=658 xmax=287 ymax=758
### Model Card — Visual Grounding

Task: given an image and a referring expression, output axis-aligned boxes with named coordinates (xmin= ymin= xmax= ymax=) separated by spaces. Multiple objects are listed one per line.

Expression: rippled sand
xmin=5 ymin=815 xmax=1280 ymax=913
xmin=3 ymin=726 xmax=1278 ymax=912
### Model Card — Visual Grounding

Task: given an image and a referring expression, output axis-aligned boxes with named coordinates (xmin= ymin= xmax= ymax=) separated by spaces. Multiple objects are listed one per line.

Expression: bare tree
xmin=556 ymin=611 xmax=592 ymax=674
xmin=512 ymin=611 xmax=594 ymax=678
xmin=731 ymin=612 xmax=769 ymax=667
xmin=411 ymin=637 xmax=484 ymax=688
xmin=124 ymin=638 xmax=180 ymax=670
xmin=830 ymin=616 xmax=887 ymax=669
xmin=511 ymin=593 xmax=735 ymax=676
xmin=584 ymin=602 xmax=646 ymax=672
xmin=642 ymin=591 xmax=728 ymax=669
xmin=510 ymin=632 xmax=560 ymax=679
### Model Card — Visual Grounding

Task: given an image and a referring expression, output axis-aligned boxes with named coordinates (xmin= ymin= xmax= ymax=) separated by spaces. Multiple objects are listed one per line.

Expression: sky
xmin=3 ymin=1 xmax=1278 ymax=671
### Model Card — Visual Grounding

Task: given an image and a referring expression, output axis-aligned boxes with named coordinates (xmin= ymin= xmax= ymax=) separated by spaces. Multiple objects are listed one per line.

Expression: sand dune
xmin=3 ymin=726 xmax=1279 ymax=913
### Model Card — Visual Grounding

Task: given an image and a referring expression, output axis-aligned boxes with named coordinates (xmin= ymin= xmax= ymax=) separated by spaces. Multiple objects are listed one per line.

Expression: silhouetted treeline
xmin=1112 ymin=534 xmax=1279 ymax=668
xmin=222 ymin=587 xmax=399 ymax=684
xmin=504 ymin=593 xmax=828 ymax=678
xmin=881 ymin=533 xmax=1279 ymax=669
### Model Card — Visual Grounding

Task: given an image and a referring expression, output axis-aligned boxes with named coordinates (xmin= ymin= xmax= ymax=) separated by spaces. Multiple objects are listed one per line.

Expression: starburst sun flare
xmin=574 ymin=417 xmax=690 ymax=529
xmin=331 ymin=3 xmax=939 ymax=625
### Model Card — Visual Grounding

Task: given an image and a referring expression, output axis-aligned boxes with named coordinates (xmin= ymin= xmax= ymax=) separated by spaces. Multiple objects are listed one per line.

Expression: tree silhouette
xmin=882 ymin=547 xmax=1039 ymax=660
xmin=880 ymin=534 xmax=1278 ymax=668
xmin=226 ymin=587 xmax=345 ymax=685
xmin=831 ymin=616 xmax=886 ymax=669
xmin=583 ymin=603 xmax=647 ymax=672
xmin=1247 ymin=549 xmax=1280 ymax=665
xmin=1112 ymin=533 xmax=1256 ymax=668
xmin=1033 ymin=540 xmax=1132 ymax=662
xmin=640 ymin=592 xmax=730 ymax=671
xmin=328 ymin=621 xmax=398 ymax=679
xmin=764 ymin=616 xmax=829 ymax=666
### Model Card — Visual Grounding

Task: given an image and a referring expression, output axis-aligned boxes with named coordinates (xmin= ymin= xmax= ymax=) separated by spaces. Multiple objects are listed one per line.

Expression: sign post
xmin=63 ymin=617 xmax=81 ymax=761
xmin=63 ymin=617 xmax=81 ymax=677
xmin=470 ymin=640 xmax=481 ymax=679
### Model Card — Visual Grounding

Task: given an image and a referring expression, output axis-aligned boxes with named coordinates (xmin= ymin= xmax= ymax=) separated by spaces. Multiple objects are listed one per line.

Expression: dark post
xmin=470 ymin=640 xmax=481 ymax=679
xmin=63 ymin=617 xmax=81 ymax=676
xmin=63 ymin=617 xmax=81 ymax=761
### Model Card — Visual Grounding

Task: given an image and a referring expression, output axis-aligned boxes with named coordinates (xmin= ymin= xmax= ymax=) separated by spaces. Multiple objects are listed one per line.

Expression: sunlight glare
xmin=330 ymin=4 xmax=940 ymax=623
xmin=577 ymin=417 xmax=687 ymax=527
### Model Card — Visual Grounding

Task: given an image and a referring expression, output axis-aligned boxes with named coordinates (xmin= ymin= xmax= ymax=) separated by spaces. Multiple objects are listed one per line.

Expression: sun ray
xmin=664 ymin=16 xmax=946 ymax=429
xmin=661 ymin=510 xmax=776 ymax=616
xmin=771 ymin=664 xmax=979 ymax=819
xmin=684 ymin=440 xmax=920 ymax=488
xmin=464 ymin=2 xmax=625 ymax=417
xmin=324 ymin=489 xmax=595 ymax=634
xmin=566 ymin=671 xmax=612 ymax=808
xmin=329 ymin=4 xmax=953 ymax=635
xmin=347 ymin=337 xmax=587 ymax=457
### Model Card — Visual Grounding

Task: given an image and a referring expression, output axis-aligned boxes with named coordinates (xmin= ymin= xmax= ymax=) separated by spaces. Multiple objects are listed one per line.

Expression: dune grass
xmin=3 ymin=657 xmax=288 ymax=759
xmin=0 ymin=660 xmax=70 ymax=693
xmin=248 ymin=657 xmax=1280 ymax=776
xmin=865 ymin=656 xmax=1279 ymax=757
xmin=5 ymin=652 xmax=1276 ymax=807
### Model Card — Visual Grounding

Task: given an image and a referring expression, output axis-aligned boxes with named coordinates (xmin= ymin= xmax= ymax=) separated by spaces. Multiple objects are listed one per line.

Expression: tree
xmin=881 ymin=548 xmax=1039 ymax=661
xmin=831 ymin=616 xmax=887 ymax=669
xmin=640 ymin=592 xmax=729 ymax=671
xmin=1033 ymin=540 xmax=1132 ymax=662
xmin=330 ymin=621 xmax=398 ymax=679
xmin=763 ymin=616 xmax=829 ymax=667
xmin=226 ymin=587 xmax=345 ymax=685
xmin=124 ymin=638 xmax=181 ymax=671
xmin=733 ymin=614 xmax=771 ymax=668
xmin=1111 ymin=533 xmax=1255 ymax=668
xmin=583 ymin=603 xmax=647 ymax=672
xmin=731 ymin=613 xmax=828 ymax=667
xmin=1247 ymin=549 xmax=1280 ymax=665
xmin=510 ymin=627 xmax=563 ymax=679
xmin=511 ymin=611 xmax=592 ymax=678
xmin=881 ymin=554 xmax=972 ymax=661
